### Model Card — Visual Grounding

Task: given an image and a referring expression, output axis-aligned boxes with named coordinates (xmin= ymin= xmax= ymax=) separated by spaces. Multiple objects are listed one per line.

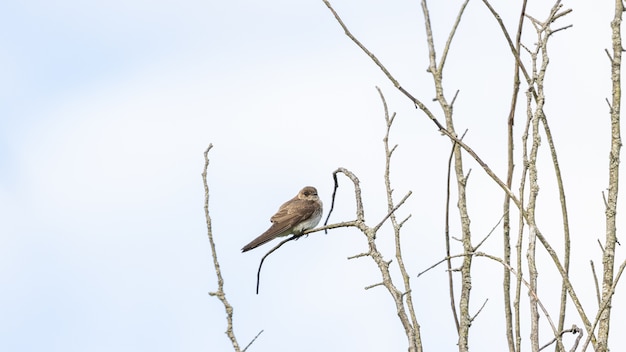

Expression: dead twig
xmin=203 ymin=144 xmax=242 ymax=351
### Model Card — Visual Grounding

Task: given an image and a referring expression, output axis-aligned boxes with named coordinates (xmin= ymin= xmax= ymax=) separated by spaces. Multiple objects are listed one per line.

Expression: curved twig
xmin=538 ymin=325 xmax=582 ymax=352
xmin=254 ymin=219 xmax=361 ymax=294
xmin=323 ymin=171 xmax=340 ymax=232
xmin=255 ymin=235 xmax=300 ymax=294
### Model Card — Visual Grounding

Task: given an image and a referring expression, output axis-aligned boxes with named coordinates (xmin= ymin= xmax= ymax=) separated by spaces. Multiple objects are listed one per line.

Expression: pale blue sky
xmin=1 ymin=1 xmax=624 ymax=351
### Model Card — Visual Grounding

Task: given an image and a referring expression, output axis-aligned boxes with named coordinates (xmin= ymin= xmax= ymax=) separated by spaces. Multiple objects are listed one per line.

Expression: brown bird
xmin=242 ymin=186 xmax=323 ymax=252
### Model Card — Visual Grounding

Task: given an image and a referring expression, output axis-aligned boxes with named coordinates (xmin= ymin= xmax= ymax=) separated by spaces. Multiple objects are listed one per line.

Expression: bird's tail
xmin=241 ymin=224 xmax=288 ymax=252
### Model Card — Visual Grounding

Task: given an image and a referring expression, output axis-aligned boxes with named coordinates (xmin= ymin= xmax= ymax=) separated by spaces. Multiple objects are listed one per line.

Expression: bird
xmin=242 ymin=186 xmax=323 ymax=252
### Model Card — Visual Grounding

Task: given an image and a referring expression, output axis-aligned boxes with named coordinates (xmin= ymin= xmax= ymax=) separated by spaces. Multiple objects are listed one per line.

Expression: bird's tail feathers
xmin=241 ymin=224 xmax=289 ymax=252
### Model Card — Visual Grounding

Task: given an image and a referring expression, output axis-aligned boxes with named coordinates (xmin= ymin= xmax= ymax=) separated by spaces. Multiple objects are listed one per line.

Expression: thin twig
xmin=418 ymin=250 xmax=561 ymax=341
xmin=242 ymin=330 xmax=264 ymax=352
xmin=372 ymin=191 xmax=412 ymax=233
xmin=473 ymin=213 xmax=506 ymax=251
xmin=255 ymin=219 xmax=361 ymax=294
xmin=203 ymin=144 xmax=242 ymax=351
xmin=255 ymin=235 xmax=299 ymax=294
xmin=322 ymin=0 xmax=445 ymax=131
xmin=591 ymin=260 xmax=601 ymax=306
xmin=444 ymin=131 xmax=461 ymax=333
xmin=323 ymin=172 xmax=341 ymax=232
xmin=538 ymin=325 xmax=582 ymax=351
xmin=348 ymin=251 xmax=370 ymax=260
xmin=438 ymin=0 xmax=471 ymax=75
xmin=365 ymin=282 xmax=385 ymax=290
xmin=582 ymin=258 xmax=626 ymax=351
xmin=481 ymin=0 xmax=531 ymax=83
xmin=474 ymin=252 xmax=560 ymax=339
xmin=470 ymin=298 xmax=489 ymax=322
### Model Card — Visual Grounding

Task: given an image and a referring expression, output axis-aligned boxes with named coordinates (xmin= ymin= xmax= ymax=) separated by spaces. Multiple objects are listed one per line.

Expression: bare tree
xmin=206 ymin=1 xmax=626 ymax=351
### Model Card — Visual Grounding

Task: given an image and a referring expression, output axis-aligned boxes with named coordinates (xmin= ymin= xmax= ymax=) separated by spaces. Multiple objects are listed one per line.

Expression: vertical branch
xmin=524 ymin=5 xmax=566 ymax=350
xmin=598 ymin=0 xmax=623 ymax=350
xmin=377 ymin=86 xmax=423 ymax=352
xmin=203 ymin=144 xmax=242 ymax=352
xmin=533 ymin=6 xmax=574 ymax=340
xmin=339 ymin=166 xmax=416 ymax=352
xmin=526 ymin=34 xmax=543 ymax=352
xmin=541 ymin=103 xmax=571 ymax=346
xmin=483 ymin=1 xmax=589 ymax=349
xmin=526 ymin=86 xmax=541 ymax=352
xmin=502 ymin=2 xmax=527 ymax=351
xmin=445 ymin=138 xmax=461 ymax=334
xmin=526 ymin=4 xmax=570 ymax=351
xmin=420 ymin=1 xmax=472 ymax=350
xmin=516 ymin=89 xmax=533 ymax=352
xmin=583 ymin=259 xmax=626 ymax=351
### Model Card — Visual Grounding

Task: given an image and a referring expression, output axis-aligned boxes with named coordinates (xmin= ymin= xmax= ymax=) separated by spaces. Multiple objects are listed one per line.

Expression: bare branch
xmin=365 ymin=282 xmax=385 ymax=290
xmin=605 ymin=97 xmax=614 ymax=112
xmin=450 ymin=89 xmax=460 ymax=108
xmin=553 ymin=8 xmax=573 ymax=22
xmin=481 ymin=0 xmax=532 ymax=83
xmin=590 ymin=260 xmax=601 ymax=306
xmin=550 ymin=24 xmax=573 ymax=35
xmin=474 ymin=252 xmax=560 ymax=338
xmin=438 ymin=0 xmax=471 ymax=74
xmin=203 ymin=144 xmax=242 ymax=351
xmin=418 ymin=254 xmax=465 ymax=277
xmin=501 ymin=4 xmax=527 ymax=349
xmin=255 ymin=235 xmax=300 ymax=295
xmin=538 ymin=325 xmax=582 ymax=352
xmin=242 ymin=330 xmax=264 ymax=352
xmin=582 ymin=258 xmax=626 ymax=351
xmin=305 ymin=221 xmax=360 ymax=234
xmin=372 ymin=191 xmax=412 ymax=233
xmin=605 ymin=48 xmax=614 ymax=62
xmin=254 ymin=219 xmax=361 ymax=294
xmin=322 ymin=0 xmax=445 ymax=131
xmin=470 ymin=299 xmax=489 ymax=322
xmin=348 ymin=252 xmax=370 ymax=260
xmin=399 ymin=214 xmax=412 ymax=228
xmin=444 ymin=133 xmax=460 ymax=333
xmin=597 ymin=238 xmax=605 ymax=253
xmin=597 ymin=0 xmax=624 ymax=348
xmin=377 ymin=86 xmax=422 ymax=351
xmin=473 ymin=213 xmax=505 ymax=251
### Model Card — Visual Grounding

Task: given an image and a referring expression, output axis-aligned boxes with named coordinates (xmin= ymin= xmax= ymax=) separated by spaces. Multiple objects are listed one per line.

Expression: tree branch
xmin=203 ymin=144 xmax=242 ymax=351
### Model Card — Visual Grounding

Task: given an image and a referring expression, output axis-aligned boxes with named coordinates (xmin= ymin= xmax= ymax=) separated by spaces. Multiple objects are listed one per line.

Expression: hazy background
xmin=1 ymin=0 xmax=623 ymax=351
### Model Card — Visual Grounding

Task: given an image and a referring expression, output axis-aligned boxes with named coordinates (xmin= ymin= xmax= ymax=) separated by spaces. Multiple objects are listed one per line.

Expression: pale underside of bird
xmin=241 ymin=186 xmax=323 ymax=252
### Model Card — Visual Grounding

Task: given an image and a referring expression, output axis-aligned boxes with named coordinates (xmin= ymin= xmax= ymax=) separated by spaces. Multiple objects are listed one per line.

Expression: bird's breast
xmin=293 ymin=208 xmax=322 ymax=233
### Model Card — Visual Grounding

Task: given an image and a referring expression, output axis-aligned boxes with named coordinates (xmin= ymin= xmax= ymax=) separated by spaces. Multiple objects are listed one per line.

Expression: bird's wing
xmin=270 ymin=198 xmax=318 ymax=227
xmin=241 ymin=199 xmax=317 ymax=252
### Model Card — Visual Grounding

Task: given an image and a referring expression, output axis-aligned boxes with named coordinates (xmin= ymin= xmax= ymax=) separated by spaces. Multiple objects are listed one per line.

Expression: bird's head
xmin=299 ymin=186 xmax=319 ymax=200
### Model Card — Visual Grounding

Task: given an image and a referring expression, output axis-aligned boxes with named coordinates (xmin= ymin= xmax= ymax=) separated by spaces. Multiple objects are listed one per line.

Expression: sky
xmin=0 ymin=0 xmax=624 ymax=351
